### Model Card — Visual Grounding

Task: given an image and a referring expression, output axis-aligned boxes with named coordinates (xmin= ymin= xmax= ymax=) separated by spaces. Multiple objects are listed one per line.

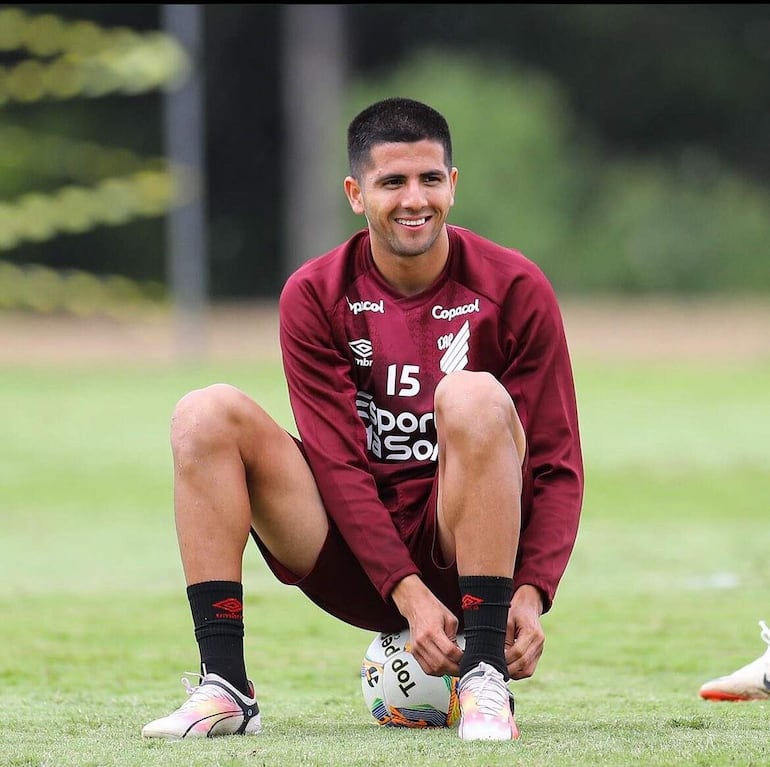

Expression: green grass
xmin=2 ymin=353 xmax=770 ymax=766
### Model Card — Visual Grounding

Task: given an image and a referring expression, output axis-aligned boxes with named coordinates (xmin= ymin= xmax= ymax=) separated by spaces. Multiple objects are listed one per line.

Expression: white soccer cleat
xmin=141 ymin=672 xmax=262 ymax=739
xmin=457 ymin=661 xmax=520 ymax=741
xmin=699 ymin=620 xmax=770 ymax=701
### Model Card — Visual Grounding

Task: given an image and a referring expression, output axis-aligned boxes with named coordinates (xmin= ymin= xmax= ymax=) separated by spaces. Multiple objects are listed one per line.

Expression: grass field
xmin=2 ymin=304 xmax=770 ymax=766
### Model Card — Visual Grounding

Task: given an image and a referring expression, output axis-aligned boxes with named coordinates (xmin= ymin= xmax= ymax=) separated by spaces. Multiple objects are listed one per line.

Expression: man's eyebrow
xmin=375 ymin=169 xmax=447 ymax=182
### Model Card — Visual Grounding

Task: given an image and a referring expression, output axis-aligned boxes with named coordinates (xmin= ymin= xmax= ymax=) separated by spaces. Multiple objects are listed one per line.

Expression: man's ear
xmin=344 ymin=176 xmax=365 ymax=215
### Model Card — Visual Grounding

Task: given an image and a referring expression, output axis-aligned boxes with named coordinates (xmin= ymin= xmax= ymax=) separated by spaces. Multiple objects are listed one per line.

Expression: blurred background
xmin=1 ymin=3 xmax=769 ymax=358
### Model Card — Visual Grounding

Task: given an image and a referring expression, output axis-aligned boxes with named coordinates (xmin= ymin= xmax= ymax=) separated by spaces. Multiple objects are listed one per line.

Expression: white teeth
xmin=397 ymin=218 xmax=426 ymax=227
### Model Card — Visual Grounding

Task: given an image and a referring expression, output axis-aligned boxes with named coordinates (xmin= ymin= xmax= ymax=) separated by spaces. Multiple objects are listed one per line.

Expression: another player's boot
xmin=141 ymin=672 xmax=262 ymax=739
xmin=699 ymin=620 xmax=770 ymax=701
xmin=457 ymin=661 xmax=520 ymax=741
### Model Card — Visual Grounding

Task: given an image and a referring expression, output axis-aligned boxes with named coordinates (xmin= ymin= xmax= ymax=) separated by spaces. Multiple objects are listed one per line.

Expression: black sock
xmin=458 ymin=575 xmax=513 ymax=680
xmin=187 ymin=580 xmax=250 ymax=697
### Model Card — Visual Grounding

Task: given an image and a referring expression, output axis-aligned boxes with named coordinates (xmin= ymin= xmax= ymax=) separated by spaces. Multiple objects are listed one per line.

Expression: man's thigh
xmin=251 ymin=471 xmax=463 ymax=632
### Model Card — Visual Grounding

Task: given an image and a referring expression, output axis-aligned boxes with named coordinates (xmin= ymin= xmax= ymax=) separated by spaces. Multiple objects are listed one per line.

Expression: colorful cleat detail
xmin=457 ymin=661 xmax=520 ymax=741
xmin=699 ymin=620 xmax=770 ymax=702
xmin=141 ymin=672 xmax=262 ymax=740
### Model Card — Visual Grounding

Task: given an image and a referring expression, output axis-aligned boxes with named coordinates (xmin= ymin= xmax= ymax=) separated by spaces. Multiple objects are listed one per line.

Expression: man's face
xmin=344 ymin=139 xmax=457 ymax=260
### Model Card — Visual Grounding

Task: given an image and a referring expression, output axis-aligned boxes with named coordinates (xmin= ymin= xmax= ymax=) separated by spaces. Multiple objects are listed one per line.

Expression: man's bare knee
xmin=435 ymin=371 xmax=525 ymax=460
xmin=171 ymin=383 xmax=258 ymax=459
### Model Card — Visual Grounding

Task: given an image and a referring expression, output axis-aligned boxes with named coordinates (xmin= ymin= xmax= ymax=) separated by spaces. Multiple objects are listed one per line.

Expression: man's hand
xmin=390 ymin=574 xmax=463 ymax=677
xmin=505 ymin=584 xmax=545 ymax=680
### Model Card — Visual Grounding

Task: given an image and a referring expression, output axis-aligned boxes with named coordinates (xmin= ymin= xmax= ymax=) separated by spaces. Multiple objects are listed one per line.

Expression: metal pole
xmin=281 ymin=4 xmax=346 ymax=279
xmin=162 ymin=4 xmax=208 ymax=360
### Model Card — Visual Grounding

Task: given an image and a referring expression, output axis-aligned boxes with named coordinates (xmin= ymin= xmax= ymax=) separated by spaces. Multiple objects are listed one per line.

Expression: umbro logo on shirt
xmin=349 ymin=338 xmax=373 ymax=367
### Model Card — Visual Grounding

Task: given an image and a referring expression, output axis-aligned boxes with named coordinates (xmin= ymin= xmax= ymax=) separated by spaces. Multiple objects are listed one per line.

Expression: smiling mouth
xmin=395 ymin=217 xmax=427 ymax=227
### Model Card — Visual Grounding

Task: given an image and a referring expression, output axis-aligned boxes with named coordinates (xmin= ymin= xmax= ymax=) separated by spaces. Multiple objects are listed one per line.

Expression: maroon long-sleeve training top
xmin=279 ymin=225 xmax=583 ymax=612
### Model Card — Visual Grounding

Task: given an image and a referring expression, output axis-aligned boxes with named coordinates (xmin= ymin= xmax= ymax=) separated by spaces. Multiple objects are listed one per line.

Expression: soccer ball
xmin=360 ymin=628 xmax=465 ymax=728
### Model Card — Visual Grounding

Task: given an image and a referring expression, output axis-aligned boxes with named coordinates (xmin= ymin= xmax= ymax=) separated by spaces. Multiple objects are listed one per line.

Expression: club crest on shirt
xmin=439 ymin=320 xmax=470 ymax=374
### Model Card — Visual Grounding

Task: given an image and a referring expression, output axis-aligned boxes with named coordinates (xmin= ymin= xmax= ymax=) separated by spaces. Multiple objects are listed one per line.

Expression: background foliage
xmin=1 ymin=4 xmax=769 ymax=304
xmin=341 ymin=51 xmax=770 ymax=296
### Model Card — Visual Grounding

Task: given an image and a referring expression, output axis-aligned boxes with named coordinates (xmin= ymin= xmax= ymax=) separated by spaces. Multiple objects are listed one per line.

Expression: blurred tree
xmin=2 ymin=4 xmax=768 ymax=300
xmin=345 ymin=4 xmax=770 ymax=185
xmin=342 ymin=51 xmax=770 ymax=297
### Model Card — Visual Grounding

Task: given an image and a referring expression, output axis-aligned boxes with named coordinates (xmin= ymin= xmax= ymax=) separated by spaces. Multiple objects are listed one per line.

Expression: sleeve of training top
xmin=278 ymin=271 xmax=420 ymax=602
xmin=501 ymin=267 xmax=584 ymax=613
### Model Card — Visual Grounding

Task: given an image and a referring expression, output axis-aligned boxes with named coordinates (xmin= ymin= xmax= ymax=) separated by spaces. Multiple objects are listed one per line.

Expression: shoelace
xmin=181 ymin=672 xmax=203 ymax=695
xmin=465 ymin=666 xmax=510 ymax=716
xmin=758 ymin=621 xmax=770 ymax=663
xmin=178 ymin=673 xmax=233 ymax=711
xmin=759 ymin=620 xmax=770 ymax=647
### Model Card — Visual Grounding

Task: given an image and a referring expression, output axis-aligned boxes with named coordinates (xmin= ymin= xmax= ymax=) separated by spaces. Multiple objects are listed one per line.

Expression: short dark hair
xmin=347 ymin=97 xmax=453 ymax=178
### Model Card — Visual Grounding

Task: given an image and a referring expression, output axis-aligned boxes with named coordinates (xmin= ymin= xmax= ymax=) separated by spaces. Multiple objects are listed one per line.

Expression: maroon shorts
xmin=249 ymin=468 xmax=462 ymax=633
